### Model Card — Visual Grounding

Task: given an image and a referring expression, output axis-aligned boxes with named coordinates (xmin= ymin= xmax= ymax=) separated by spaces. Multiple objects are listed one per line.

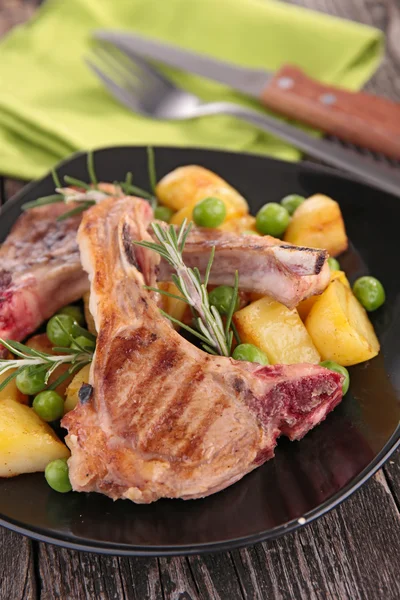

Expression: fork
xmin=86 ymin=40 xmax=400 ymax=198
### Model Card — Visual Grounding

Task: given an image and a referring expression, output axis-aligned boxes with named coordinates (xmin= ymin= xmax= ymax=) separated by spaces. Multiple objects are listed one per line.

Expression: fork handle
xmin=261 ymin=65 xmax=400 ymax=160
xmin=193 ymin=101 xmax=400 ymax=198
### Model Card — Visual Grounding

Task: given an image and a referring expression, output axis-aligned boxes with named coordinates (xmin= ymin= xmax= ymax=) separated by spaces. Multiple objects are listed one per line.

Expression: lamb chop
xmin=62 ymin=196 xmax=343 ymax=504
xmin=0 ymin=203 xmax=87 ymax=356
xmin=158 ymin=228 xmax=329 ymax=307
xmin=1 ymin=196 xmax=329 ymax=352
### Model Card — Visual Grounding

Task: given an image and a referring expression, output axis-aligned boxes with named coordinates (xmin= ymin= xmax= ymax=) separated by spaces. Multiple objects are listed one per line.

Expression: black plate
xmin=0 ymin=146 xmax=399 ymax=556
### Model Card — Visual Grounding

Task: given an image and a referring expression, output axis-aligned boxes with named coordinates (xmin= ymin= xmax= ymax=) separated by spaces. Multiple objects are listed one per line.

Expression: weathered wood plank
xmin=0 ymin=528 xmax=36 ymax=600
xmin=37 ymin=543 xmax=165 ymax=600
xmin=231 ymin=468 xmax=400 ymax=600
xmin=157 ymin=557 xmax=199 ymax=600
xmin=384 ymin=448 xmax=400 ymax=509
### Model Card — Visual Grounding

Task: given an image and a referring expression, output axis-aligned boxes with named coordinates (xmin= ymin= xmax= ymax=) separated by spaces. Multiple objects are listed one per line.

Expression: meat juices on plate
xmin=62 ymin=196 xmax=343 ymax=504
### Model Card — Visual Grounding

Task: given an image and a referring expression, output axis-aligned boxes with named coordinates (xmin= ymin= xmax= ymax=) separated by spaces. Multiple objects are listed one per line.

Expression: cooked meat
xmin=1 ymin=196 xmax=330 ymax=353
xmin=158 ymin=229 xmax=330 ymax=308
xmin=0 ymin=203 xmax=87 ymax=356
xmin=62 ymin=196 xmax=343 ymax=504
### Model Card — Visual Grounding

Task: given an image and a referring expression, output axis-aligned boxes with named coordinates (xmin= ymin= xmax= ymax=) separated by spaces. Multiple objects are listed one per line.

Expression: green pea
xmin=46 ymin=314 xmax=75 ymax=347
xmin=15 ymin=367 xmax=47 ymax=395
xmin=352 ymin=276 xmax=385 ymax=312
xmin=33 ymin=390 xmax=64 ymax=422
xmin=193 ymin=197 xmax=226 ymax=228
xmin=45 ymin=458 xmax=72 ymax=493
xmin=154 ymin=205 xmax=174 ymax=223
xmin=327 ymin=257 xmax=340 ymax=271
xmin=320 ymin=360 xmax=350 ymax=395
xmin=209 ymin=286 xmax=240 ymax=315
xmin=256 ymin=203 xmax=290 ymax=237
xmin=57 ymin=305 xmax=85 ymax=326
xmin=232 ymin=343 xmax=269 ymax=365
xmin=70 ymin=336 xmax=96 ymax=352
xmin=281 ymin=194 xmax=305 ymax=216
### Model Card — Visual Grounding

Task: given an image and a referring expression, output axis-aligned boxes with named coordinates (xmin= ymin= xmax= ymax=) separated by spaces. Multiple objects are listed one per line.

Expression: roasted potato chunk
xmin=306 ymin=279 xmax=380 ymax=366
xmin=157 ymin=165 xmax=248 ymax=221
xmin=64 ymin=364 xmax=91 ymax=414
xmin=218 ymin=215 xmax=258 ymax=234
xmin=284 ymin=194 xmax=348 ymax=257
xmin=297 ymin=270 xmax=350 ymax=321
xmin=0 ymin=398 xmax=69 ymax=477
xmin=0 ymin=369 xmax=28 ymax=405
xmin=233 ymin=297 xmax=320 ymax=365
xmin=158 ymin=282 xmax=189 ymax=330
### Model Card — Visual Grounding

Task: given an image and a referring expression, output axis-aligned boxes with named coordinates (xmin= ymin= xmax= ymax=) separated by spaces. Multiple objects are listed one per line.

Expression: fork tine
xmin=95 ymin=38 xmax=175 ymax=90
xmin=90 ymin=45 xmax=142 ymax=91
xmin=85 ymin=58 xmax=142 ymax=113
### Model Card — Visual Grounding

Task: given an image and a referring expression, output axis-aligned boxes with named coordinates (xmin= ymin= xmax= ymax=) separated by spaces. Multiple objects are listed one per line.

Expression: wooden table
xmin=1 ymin=1 xmax=400 ymax=598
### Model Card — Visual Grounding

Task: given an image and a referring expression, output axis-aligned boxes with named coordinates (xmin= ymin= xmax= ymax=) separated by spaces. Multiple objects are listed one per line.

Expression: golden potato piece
xmin=0 ymin=369 xmax=28 ymax=405
xmin=26 ymin=334 xmax=73 ymax=397
xmin=156 ymin=165 xmax=248 ymax=217
xmin=64 ymin=364 xmax=91 ymax=414
xmin=233 ymin=297 xmax=320 ymax=365
xmin=83 ymin=291 xmax=97 ymax=335
xmin=297 ymin=270 xmax=350 ymax=321
xmin=0 ymin=398 xmax=69 ymax=477
xmin=305 ymin=279 xmax=380 ymax=366
xmin=284 ymin=194 xmax=348 ymax=257
xmin=218 ymin=215 xmax=258 ymax=234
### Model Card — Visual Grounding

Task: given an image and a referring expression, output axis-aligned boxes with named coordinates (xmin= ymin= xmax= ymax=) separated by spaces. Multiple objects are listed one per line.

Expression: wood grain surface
xmin=0 ymin=1 xmax=399 ymax=599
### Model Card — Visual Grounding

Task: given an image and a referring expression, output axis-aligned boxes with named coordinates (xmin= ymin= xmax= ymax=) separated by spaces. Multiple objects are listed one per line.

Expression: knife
xmin=95 ymin=30 xmax=400 ymax=160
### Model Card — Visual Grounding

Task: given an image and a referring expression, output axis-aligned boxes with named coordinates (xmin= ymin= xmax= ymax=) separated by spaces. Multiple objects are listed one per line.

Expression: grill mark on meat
xmin=140 ymin=361 xmax=207 ymax=454
xmin=178 ymin=393 xmax=231 ymax=461
xmin=128 ymin=344 xmax=189 ymax=434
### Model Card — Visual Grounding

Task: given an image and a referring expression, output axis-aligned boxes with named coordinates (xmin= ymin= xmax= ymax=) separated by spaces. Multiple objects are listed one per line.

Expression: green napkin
xmin=0 ymin=0 xmax=383 ymax=180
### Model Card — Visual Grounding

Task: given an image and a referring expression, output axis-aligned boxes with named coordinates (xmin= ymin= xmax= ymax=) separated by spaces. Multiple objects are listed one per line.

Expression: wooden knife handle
xmin=261 ymin=65 xmax=400 ymax=159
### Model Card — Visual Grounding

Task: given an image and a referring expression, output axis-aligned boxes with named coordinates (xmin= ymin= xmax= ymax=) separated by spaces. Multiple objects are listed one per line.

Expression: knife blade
xmin=95 ymin=30 xmax=400 ymax=160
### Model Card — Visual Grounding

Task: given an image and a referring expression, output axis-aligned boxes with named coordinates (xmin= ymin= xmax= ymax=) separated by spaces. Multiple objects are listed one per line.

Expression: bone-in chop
xmin=0 ymin=194 xmax=329 ymax=351
xmin=62 ymin=196 xmax=343 ymax=503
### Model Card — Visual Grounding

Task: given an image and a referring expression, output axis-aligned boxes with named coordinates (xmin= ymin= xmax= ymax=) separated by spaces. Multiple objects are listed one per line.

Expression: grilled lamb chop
xmin=62 ymin=196 xmax=343 ymax=504
xmin=158 ymin=228 xmax=330 ymax=308
xmin=1 ymin=198 xmax=329 ymax=352
xmin=0 ymin=203 xmax=87 ymax=356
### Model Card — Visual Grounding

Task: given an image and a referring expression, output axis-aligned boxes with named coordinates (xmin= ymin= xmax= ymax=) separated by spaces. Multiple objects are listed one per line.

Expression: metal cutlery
xmin=95 ymin=31 xmax=400 ymax=160
xmin=87 ymin=40 xmax=400 ymax=198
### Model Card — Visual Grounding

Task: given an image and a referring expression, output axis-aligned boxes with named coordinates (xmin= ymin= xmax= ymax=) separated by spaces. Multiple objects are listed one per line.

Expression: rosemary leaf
xmin=159 ymin=310 xmax=210 ymax=344
xmin=57 ymin=202 xmax=95 ymax=221
xmin=225 ymin=270 xmax=239 ymax=343
xmin=22 ymin=194 xmax=64 ymax=210
xmin=204 ymin=246 xmax=215 ymax=288
xmin=63 ymin=175 xmax=92 ymax=190
xmin=87 ymin=151 xmax=98 ymax=187
xmin=147 ymin=147 xmax=157 ymax=193
xmin=144 ymin=286 xmax=190 ymax=304
xmin=52 ymin=168 xmax=62 ymax=189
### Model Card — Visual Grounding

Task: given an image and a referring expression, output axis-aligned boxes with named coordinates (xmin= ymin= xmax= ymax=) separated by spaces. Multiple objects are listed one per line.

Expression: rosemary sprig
xmin=22 ymin=148 xmax=159 ymax=216
xmin=135 ymin=221 xmax=239 ymax=357
xmin=0 ymin=317 xmax=94 ymax=392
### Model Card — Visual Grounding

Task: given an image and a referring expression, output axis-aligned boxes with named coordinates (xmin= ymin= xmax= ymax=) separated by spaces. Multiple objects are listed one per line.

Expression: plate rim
xmin=1 ymin=145 xmax=399 ymax=556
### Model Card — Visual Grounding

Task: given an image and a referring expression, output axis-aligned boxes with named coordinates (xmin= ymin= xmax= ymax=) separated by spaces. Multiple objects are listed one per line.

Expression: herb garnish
xmin=22 ymin=147 xmax=158 ymax=218
xmin=0 ymin=317 xmax=94 ymax=393
xmin=135 ymin=221 xmax=239 ymax=357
